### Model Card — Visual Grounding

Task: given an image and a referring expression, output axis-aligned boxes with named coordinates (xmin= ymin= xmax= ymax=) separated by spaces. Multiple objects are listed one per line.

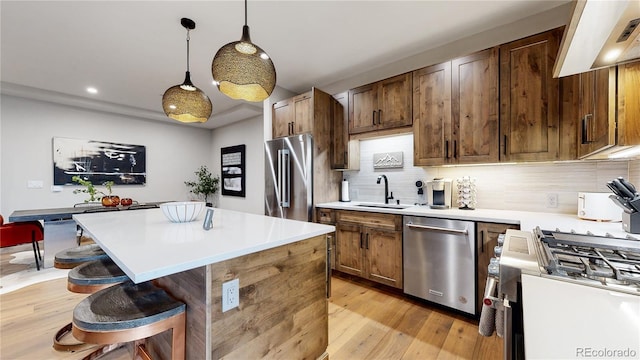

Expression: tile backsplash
xmin=340 ymin=134 xmax=630 ymax=214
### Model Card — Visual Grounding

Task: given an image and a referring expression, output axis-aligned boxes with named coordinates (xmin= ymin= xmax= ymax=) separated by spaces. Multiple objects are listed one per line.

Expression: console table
xmin=9 ymin=203 xmax=164 ymax=268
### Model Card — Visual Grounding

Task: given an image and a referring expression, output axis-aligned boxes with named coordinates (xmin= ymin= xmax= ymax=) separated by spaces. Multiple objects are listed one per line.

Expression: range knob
xmin=497 ymin=234 xmax=505 ymax=246
xmin=494 ymin=245 xmax=503 ymax=257
xmin=488 ymin=257 xmax=500 ymax=277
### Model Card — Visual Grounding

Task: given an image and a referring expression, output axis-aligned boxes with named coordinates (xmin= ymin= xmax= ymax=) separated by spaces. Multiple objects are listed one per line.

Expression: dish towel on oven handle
xmin=479 ymin=277 xmax=497 ymax=337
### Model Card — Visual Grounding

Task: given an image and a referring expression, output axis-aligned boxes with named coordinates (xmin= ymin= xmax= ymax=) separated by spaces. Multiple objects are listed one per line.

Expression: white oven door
xmin=521 ymin=274 xmax=640 ymax=359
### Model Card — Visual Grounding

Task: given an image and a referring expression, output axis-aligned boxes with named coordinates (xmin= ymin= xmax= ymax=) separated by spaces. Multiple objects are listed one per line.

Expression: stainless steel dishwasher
xmin=403 ymin=216 xmax=476 ymax=315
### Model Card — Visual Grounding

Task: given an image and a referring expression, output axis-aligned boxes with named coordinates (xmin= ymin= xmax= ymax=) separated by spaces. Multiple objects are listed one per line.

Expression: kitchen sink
xmin=355 ymin=203 xmax=412 ymax=210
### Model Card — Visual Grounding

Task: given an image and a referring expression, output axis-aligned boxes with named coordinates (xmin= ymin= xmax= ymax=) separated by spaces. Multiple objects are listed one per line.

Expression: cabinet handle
xmin=360 ymin=232 xmax=364 ymax=248
xmin=581 ymin=117 xmax=588 ymax=144
xmin=372 ymin=111 xmax=376 ymax=125
xmin=453 ymin=140 xmax=457 ymax=159
xmin=481 ymin=230 xmax=485 ymax=253
xmin=503 ymin=135 xmax=507 ymax=155
xmin=377 ymin=110 xmax=382 ymax=125
xmin=344 ymin=151 xmax=348 ymax=163
xmin=365 ymin=233 xmax=369 ymax=249
xmin=585 ymin=114 xmax=594 ymax=143
xmin=445 ymin=140 xmax=450 ymax=159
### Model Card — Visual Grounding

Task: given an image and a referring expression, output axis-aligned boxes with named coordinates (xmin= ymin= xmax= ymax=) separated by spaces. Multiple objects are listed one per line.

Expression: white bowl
xmin=160 ymin=201 xmax=205 ymax=223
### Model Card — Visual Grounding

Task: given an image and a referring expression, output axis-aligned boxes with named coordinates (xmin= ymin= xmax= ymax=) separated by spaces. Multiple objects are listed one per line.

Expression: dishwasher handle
xmin=406 ymin=222 xmax=468 ymax=235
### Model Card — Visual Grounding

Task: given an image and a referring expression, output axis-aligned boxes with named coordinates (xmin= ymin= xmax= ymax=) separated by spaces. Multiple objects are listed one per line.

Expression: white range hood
xmin=554 ymin=0 xmax=640 ymax=78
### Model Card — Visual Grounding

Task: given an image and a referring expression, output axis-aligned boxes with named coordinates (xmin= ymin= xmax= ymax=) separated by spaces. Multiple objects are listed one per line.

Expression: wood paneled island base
xmin=150 ymin=234 xmax=328 ymax=360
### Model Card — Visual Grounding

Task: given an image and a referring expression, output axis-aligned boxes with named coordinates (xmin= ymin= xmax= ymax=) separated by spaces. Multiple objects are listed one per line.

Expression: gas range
xmin=534 ymin=227 xmax=640 ymax=295
xmin=482 ymin=227 xmax=640 ymax=360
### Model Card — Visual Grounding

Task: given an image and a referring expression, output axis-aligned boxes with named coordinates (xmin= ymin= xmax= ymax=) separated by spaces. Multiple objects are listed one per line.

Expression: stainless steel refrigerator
xmin=265 ymin=134 xmax=313 ymax=222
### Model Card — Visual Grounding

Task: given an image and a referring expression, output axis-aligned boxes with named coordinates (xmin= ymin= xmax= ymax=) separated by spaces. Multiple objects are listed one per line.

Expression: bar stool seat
xmin=72 ymin=280 xmax=186 ymax=360
xmin=54 ymin=243 xmax=108 ymax=269
xmin=67 ymin=257 xmax=129 ymax=294
xmin=54 ymin=257 xmax=129 ymax=353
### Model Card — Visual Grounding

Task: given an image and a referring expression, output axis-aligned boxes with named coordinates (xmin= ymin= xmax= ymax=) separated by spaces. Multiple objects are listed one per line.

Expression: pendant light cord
xmin=186 ymin=29 xmax=191 ymax=72
xmin=244 ymin=0 xmax=248 ymax=26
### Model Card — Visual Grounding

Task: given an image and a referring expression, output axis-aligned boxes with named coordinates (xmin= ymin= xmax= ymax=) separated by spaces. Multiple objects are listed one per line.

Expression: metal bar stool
xmin=54 ymin=257 xmax=128 ymax=353
xmin=72 ymin=280 xmax=186 ymax=360
xmin=67 ymin=257 xmax=129 ymax=293
xmin=54 ymin=243 xmax=108 ymax=269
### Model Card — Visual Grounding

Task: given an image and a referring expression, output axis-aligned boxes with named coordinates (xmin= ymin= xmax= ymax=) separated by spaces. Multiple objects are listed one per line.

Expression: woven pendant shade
xmin=212 ymin=24 xmax=276 ymax=102
xmin=162 ymin=18 xmax=212 ymax=123
xmin=162 ymin=73 xmax=212 ymax=123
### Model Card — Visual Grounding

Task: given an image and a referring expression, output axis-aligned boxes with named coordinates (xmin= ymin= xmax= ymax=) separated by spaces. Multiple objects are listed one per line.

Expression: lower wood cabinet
xmin=316 ymin=208 xmax=336 ymax=271
xmin=334 ymin=210 xmax=403 ymax=289
xmin=476 ymin=221 xmax=519 ymax=314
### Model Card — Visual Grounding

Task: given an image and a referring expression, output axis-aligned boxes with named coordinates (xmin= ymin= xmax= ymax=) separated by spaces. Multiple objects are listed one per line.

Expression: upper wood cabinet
xmin=271 ymin=88 xmax=342 ymax=215
xmin=413 ymin=61 xmax=451 ymax=166
xmin=576 ymin=68 xmax=616 ymax=158
xmin=331 ymin=92 xmax=359 ymax=170
xmin=413 ymin=47 xmax=498 ymax=166
xmin=561 ymin=59 xmax=639 ymax=160
xmin=499 ymin=27 xmax=563 ymax=162
xmin=331 ymin=92 xmax=348 ymax=168
xmin=452 ymin=48 xmax=500 ymax=164
xmin=617 ymin=60 xmax=640 ymax=146
xmin=349 ymin=73 xmax=412 ymax=134
xmin=272 ymin=92 xmax=313 ymax=138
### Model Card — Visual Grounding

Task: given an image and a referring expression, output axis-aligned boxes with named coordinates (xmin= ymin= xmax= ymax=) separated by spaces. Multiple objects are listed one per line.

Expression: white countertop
xmin=316 ymin=201 xmax=634 ymax=239
xmin=73 ymin=208 xmax=335 ymax=283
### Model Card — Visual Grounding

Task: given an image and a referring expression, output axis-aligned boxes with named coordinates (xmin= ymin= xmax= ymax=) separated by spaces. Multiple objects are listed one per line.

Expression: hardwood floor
xmin=0 ymin=272 xmax=502 ymax=359
xmin=328 ymin=275 xmax=503 ymax=360
xmin=0 ymin=277 xmax=130 ymax=360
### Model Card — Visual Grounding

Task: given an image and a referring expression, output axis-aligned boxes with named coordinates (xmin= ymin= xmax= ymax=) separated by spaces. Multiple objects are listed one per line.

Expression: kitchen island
xmin=73 ymin=208 xmax=334 ymax=360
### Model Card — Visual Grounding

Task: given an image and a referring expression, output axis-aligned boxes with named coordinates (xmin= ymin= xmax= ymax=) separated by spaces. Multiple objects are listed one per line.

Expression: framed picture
xmin=221 ymin=144 xmax=245 ymax=197
xmin=53 ymin=137 xmax=146 ymax=185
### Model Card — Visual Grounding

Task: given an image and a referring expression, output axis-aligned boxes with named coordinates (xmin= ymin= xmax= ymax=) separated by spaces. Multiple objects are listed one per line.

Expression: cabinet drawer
xmin=316 ymin=208 xmax=335 ymax=224
xmin=335 ymin=210 xmax=401 ymax=231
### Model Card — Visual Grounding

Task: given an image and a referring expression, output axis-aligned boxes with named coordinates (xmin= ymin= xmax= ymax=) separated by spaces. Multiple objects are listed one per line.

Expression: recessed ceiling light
xmin=86 ymin=87 xmax=98 ymax=94
xmin=603 ymin=48 xmax=622 ymax=63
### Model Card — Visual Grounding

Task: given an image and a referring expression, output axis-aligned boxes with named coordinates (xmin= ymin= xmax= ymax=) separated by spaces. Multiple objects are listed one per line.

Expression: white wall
xmin=0 ymin=95 xmax=212 ymax=217
xmin=343 ymin=134 xmax=629 ymax=214
xmin=210 ymin=115 xmax=264 ymax=214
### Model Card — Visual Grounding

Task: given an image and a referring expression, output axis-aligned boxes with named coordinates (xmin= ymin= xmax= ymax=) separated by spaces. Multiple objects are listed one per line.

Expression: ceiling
xmin=1 ymin=0 xmax=570 ymax=130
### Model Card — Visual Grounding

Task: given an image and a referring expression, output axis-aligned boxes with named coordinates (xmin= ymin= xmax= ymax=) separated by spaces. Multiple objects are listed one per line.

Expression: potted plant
xmin=72 ymin=176 xmax=119 ymax=206
xmin=184 ymin=166 xmax=220 ymax=207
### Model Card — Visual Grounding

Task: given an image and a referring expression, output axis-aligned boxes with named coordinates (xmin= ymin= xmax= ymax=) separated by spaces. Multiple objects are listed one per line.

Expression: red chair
xmin=0 ymin=214 xmax=44 ymax=270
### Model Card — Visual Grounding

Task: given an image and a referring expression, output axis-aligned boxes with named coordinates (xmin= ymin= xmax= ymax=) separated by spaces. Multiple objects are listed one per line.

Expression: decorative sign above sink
xmin=373 ymin=151 xmax=403 ymax=169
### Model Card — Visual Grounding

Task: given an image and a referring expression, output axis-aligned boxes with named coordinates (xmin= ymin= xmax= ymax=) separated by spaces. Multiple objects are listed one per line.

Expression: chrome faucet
xmin=376 ymin=175 xmax=394 ymax=204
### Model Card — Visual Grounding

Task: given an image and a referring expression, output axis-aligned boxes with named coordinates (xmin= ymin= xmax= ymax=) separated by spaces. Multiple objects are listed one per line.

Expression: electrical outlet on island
xmin=222 ymin=279 xmax=239 ymax=312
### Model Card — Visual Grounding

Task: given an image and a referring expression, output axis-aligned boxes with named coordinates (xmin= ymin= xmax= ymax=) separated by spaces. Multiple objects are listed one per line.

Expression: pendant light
xmin=162 ymin=18 xmax=212 ymax=123
xmin=211 ymin=0 xmax=276 ymax=102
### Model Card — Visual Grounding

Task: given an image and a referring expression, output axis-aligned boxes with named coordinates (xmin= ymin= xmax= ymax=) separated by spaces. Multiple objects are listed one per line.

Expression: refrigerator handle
xmin=278 ymin=149 xmax=290 ymax=208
